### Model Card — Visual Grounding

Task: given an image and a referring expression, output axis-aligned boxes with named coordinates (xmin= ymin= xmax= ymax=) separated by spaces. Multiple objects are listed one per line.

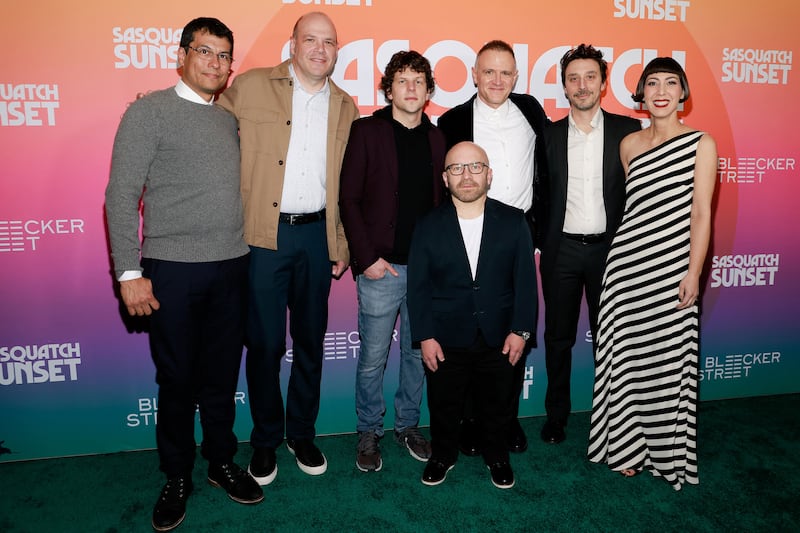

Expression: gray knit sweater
xmin=106 ymin=88 xmax=248 ymax=278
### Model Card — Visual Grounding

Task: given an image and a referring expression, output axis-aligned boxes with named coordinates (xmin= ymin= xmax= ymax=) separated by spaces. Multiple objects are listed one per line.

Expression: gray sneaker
xmin=356 ymin=431 xmax=382 ymax=472
xmin=395 ymin=426 xmax=431 ymax=462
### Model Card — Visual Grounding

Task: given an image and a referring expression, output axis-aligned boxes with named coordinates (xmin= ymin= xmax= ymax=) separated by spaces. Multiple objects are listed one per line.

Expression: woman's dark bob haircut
xmin=632 ymin=57 xmax=690 ymax=103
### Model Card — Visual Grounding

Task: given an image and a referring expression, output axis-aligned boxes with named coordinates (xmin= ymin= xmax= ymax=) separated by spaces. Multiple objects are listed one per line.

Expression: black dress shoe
xmin=152 ymin=476 xmax=193 ymax=532
xmin=508 ymin=419 xmax=528 ymax=453
xmin=540 ymin=420 xmax=566 ymax=444
xmin=287 ymin=439 xmax=327 ymax=475
xmin=248 ymin=447 xmax=277 ymax=486
xmin=458 ymin=419 xmax=482 ymax=456
xmin=208 ymin=463 xmax=264 ymax=504
xmin=421 ymin=459 xmax=454 ymax=486
xmin=487 ymin=461 xmax=515 ymax=489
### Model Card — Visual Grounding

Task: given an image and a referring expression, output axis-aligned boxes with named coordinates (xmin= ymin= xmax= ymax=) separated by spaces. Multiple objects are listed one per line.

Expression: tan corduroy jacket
xmin=218 ymin=60 xmax=359 ymax=263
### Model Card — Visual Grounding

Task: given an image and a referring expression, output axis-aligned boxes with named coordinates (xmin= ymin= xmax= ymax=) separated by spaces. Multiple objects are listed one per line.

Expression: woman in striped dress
xmin=587 ymin=57 xmax=717 ymax=490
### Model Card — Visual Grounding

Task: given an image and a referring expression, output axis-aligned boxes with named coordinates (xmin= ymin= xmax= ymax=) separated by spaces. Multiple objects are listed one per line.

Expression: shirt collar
xmin=289 ymin=63 xmax=330 ymax=97
xmin=568 ymin=107 xmax=604 ymax=133
xmin=174 ymin=79 xmax=214 ymax=105
xmin=474 ymin=96 xmax=511 ymax=119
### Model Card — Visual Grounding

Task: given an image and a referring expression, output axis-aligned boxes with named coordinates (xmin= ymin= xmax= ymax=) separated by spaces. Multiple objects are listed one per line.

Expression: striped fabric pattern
xmin=588 ymin=131 xmax=705 ymax=491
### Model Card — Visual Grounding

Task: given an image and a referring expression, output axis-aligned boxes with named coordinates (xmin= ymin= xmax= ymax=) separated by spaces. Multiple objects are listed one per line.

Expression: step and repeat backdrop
xmin=2 ymin=0 xmax=797 ymax=461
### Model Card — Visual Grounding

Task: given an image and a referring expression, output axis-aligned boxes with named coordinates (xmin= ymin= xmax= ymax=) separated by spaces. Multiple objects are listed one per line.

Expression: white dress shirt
xmin=473 ymin=98 xmax=536 ymax=212
xmin=458 ymin=214 xmax=485 ymax=280
xmin=280 ymin=64 xmax=330 ymax=214
xmin=563 ymin=108 xmax=606 ymax=235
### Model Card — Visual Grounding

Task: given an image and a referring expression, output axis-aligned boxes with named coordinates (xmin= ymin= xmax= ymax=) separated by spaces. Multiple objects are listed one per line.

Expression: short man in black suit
xmin=408 ymin=142 xmax=537 ymax=489
xmin=539 ymin=44 xmax=641 ymax=444
xmin=437 ymin=39 xmax=548 ymax=455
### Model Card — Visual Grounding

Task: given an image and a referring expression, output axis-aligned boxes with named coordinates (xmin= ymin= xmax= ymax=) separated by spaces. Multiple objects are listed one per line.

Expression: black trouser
xmin=427 ymin=334 xmax=515 ymax=465
xmin=246 ymin=219 xmax=332 ymax=449
xmin=144 ymin=255 xmax=249 ymax=478
xmin=541 ymin=237 xmax=608 ymax=424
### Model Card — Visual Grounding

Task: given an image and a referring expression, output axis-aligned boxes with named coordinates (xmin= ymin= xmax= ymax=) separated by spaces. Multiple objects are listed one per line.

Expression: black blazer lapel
xmin=442 ymin=201 xmax=476 ymax=284
xmin=473 ymin=200 xmax=500 ymax=281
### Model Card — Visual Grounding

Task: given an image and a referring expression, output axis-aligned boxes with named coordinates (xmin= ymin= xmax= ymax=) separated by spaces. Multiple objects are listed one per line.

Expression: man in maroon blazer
xmin=339 ymin=50 xmax=447 ymax=473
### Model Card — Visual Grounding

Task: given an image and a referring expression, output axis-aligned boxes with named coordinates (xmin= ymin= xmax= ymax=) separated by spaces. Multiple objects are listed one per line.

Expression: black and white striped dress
xmin=588 ymin=130 xmax=704 ymax=490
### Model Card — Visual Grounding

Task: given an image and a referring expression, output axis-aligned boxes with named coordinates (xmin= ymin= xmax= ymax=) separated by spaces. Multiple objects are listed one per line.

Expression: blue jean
xmin=355 ymin=264 xmax=425 ymax=436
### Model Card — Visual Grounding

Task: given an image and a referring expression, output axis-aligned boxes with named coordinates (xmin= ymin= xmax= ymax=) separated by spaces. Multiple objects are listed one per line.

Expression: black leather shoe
xmin=540 ymin=420 xmax=566 ymax=444
xmin=208 ymin=463 xmax=264 ymax=504
xmin=422 ymin=459 xmax=454 ymax=486
xmin=287 ymin=439 xmax=327 ymax=475
xmin=458 ymin=419 xmax=482 ymax=456
xmin=487 ymin=461 xmax=515 ymax=489
xmin=248 ymin=447 xmax=277 ymax=486
xmin=152 ymin=476 xmax=192 ymax=532
xmin=508 ymin=419 xmax=528 ymax=453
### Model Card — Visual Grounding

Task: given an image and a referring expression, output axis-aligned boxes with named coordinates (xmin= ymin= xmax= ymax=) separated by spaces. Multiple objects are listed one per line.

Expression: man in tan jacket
xmin=218 ymin=11 xmax=358 ymax=484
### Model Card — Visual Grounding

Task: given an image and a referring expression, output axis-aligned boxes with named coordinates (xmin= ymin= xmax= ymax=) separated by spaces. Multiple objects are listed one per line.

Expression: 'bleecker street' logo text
xmin=718 ymin=156 xmax=795 ymax=184
xmin=0 ymin=219 xmax=85 ymax=253
xmin=701 ymin=351 xmax=780 ymax=381
xmin=127 ymin=392 xmax=246 ymax=427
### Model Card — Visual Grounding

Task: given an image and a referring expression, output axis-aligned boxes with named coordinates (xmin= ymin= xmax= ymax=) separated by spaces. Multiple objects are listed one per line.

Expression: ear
xmin=177 ymin=46 xmax=187 ymax=69
xmin=471 ymin=65 xmax=478 ymax=86
xmin=486 ymin=168 xmax=493 ymax=187
xmin=442 ymin=172 xmax=450 ymax=189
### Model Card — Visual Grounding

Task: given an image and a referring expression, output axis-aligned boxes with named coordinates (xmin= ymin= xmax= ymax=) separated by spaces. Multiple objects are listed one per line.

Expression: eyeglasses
xmin=445 ymin=162 xmax=489 ymax=175
xmin=186 ymin=46 xmax=234 ymax=65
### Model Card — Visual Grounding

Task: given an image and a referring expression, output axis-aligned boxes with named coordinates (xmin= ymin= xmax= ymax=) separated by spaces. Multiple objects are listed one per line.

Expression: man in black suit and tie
xmin=408 ymin=142 xmax=537 ymax=489
xmin=538 ymin=44 xmax=641 ymax=445
xmin=437 ymin=39 xmax=548 ymax=455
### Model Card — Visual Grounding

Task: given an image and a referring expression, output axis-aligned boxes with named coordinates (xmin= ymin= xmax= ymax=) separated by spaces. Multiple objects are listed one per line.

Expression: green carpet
xmin=1 ymin=394 xmax=798 ymax=532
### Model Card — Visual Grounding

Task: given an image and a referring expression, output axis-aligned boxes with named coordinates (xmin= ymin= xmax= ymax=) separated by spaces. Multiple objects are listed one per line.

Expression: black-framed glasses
xmin=445 ymin=161 xmax=488 ymax=175
xmin=186 ymin=46 xmax=234 ymax=65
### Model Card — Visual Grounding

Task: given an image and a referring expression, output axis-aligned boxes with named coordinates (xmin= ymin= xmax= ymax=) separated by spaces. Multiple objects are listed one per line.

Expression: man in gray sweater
xmin=105 ymin=17 xmax=262 ymax=532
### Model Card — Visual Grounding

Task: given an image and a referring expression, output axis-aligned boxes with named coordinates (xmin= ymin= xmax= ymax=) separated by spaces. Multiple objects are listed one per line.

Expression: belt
xmin=562 ymin=232 xmax=606 ymax=245
xmin=279 ymin=209 xmax=325 ymax=225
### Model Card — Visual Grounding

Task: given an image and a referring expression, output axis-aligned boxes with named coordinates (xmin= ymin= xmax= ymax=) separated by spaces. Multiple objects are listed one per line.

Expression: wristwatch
xmin=512 ymin=330 xmax=531 ymax=341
